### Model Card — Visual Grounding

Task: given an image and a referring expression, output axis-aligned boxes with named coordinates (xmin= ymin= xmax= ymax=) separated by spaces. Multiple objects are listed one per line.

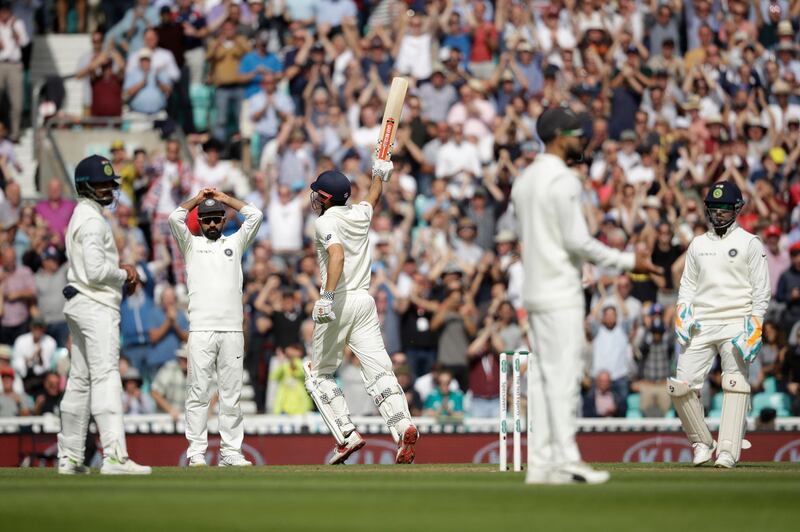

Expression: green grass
xmin=1 ymin=464 xmax=799 ymax=531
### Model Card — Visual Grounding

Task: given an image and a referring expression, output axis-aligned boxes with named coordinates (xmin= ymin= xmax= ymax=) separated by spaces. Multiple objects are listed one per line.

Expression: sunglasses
xmin=200 ymin=216 xmax=223 ymax=225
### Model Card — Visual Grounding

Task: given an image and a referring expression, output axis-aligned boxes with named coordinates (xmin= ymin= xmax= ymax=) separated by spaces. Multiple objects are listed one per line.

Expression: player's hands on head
xmin=632 ymin=244 xmax=663 ymax=275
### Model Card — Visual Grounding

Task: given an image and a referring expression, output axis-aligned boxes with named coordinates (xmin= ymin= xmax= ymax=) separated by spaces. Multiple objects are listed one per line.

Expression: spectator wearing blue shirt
xmin=422 ymin=370 xmax=465 ymax=419
xmin=248 ymin=72 xmax=295 ymax=161
xmin=105 ymin=0 xmax=160 ymax=55
xmin=239 ymin=32 xmax=283 ymax=100
xmin=145 ymin=285 xmax=189 ymax=383
xmin=123 ymin=49 xmax=173 ymax=116
xmin=120 ymin=286 xmax=157 ymax=375
xmin=315 ymin=0 xmax=357 ymax=28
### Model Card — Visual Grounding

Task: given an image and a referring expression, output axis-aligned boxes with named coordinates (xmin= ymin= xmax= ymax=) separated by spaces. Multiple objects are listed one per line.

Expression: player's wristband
xmin=321 ymin=290 xmax=335 ymax=301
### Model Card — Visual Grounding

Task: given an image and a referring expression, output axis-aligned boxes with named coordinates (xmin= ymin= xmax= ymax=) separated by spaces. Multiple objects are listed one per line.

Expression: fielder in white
xmin=511 ymin=107 xmax=659 ymax=485
xmin=58 ymin=155 xmax=150 ymax=475
xmin=169 ymin=188 xmax=263 ymax=467
xmin=305 ymin=161 xmax=418 ymax=464
xmin=670 ymin=180 xmax=770 ymax=468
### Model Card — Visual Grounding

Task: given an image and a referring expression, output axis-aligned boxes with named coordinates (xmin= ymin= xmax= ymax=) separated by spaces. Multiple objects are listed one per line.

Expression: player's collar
xmin=707 ymin=222 xmax=739 ymax=240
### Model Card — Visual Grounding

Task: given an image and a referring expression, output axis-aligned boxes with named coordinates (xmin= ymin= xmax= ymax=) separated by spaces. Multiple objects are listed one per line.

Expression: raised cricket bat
xmin=376 ymin=77 xmax=409 ymax=161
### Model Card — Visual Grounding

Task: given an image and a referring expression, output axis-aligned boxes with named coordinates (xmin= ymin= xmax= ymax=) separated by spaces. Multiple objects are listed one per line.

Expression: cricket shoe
xmin=329 ymin=431 xmax=366 ymax=465
xmin=692 ymin=441 xmax=715 ymax=466
xmin=58 ymin=456 xmax=90 ymax=475
xmin=714 ymin=451 xmax=736 ymax=469
xmin=100 ymin=456 xmax=151 ymax=475
xmin=395 ymin=424 xmax=419 ymax=464
xmin=219 ymin=453 xmax=253 ymax=467
xmin=558 ymin=462 xmax=610 ymax=484
xmin=187 ymin=454 xmax=207 ymax=467
xmin=525 ymin=468 xmax=573 ymax=485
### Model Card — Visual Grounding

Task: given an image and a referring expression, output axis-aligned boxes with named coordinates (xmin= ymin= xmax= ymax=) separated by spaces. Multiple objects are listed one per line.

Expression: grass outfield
xmin=1 ymin=464 xmax=799 ymax=531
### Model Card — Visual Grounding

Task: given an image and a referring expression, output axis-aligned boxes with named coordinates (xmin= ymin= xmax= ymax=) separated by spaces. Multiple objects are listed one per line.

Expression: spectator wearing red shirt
xmin=34 ymin=179 xmax=75 ymax=244
xmin=90 ymin=57 xmax=125 ymax=119
xmin=0 ymin=246 xmax=36 ymax=345
xmin=466 ymin=1 xmax=497 ymax=80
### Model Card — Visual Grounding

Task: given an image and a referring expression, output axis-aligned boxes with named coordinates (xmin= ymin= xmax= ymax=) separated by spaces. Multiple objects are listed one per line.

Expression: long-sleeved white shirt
xmin=511 ymin=153 xmax=634 ymax=313
xmin=65 ymin=198 xmax=128 ymax=309
xmin=0 ymin=17 xmax=30 ymax=63
xmin=169 ymin=204 xmax=263 ymax=332
xmin=677 ymin=224 xmax=771 ymax=324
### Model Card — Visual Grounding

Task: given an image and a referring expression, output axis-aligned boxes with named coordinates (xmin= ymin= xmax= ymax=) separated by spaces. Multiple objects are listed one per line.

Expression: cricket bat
xmin=376 ymin=77 xmax=409 ymax=161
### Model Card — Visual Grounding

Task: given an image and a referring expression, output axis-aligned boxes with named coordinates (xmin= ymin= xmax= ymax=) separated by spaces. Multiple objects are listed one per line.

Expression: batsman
xmin=304 ymin=159 xmax=418 ymax=465
xmin=670 ymin=181 xmax=770 ymax=468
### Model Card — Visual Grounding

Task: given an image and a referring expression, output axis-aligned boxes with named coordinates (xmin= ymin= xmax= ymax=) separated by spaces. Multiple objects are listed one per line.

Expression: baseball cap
xmin=197 ymin=198 xmax=225 ymax=218
xmin=31 ymin=317 xmax=47 ymax=329
xmin=790 ymin=241 xmax=800 ymax=255
xmin=0 ymin=366 xmax=14 ymax=379
xmin=0 ymin=344 xmax=11 ymax=360
xmin=494 ymin=230 xmax=517 ymax=244
xmin=764 ymin=225 xmax=781 ymax=238
xmin=536 ymin=107 xmax=584 ymax=144
xmin=139 ymin=48 xmax=153 ymax=60
xmin=110 ymin=140 xmax=125 ymax=151
xmin=42 ymin=245 xmax=60 ymax=261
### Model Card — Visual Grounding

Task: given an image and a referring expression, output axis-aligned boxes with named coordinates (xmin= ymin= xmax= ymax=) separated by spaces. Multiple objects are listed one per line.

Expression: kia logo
xmin=622 ymin=437 xmax=693 ymax=463
xmin=472 ymin=438 xmax=529 ymax=464
xmin=323 ymin=440 xmax=398 ymax=465
xmin=178 ymin=438 xmax=265 ymax=466
xmin=773 ymin=439 xmax=800 ymax=462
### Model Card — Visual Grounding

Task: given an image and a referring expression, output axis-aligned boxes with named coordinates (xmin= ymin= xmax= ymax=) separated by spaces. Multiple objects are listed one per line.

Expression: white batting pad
xmin=717 ymin=373 xmax=751 ymax=462
xmin=304 ymin=362 xmax=355 ymax=445
xmin=363 ymin=372 xmax=411 ymax=444
xmin=667 ymin=378 xmax=713 ymax=446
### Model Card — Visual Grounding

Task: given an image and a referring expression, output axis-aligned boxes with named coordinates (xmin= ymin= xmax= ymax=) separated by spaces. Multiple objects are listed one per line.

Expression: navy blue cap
xmin=197 ymin=198 xmax=225 ymax=217
xmin=536 ymin=107 xmax=584 ymax=144
xmin=310 ymin=170 xmax=351 ymax=204
xmin=704 ymin=180 xmax=743 ymax=206
xmin=74 ymin=155 xmax=119 ymax=186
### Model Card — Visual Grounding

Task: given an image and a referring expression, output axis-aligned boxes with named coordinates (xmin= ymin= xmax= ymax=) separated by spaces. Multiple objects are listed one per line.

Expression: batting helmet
xmin=74 ymin=154 xmax=120 ymax=206
xmin=310 ymin=170 xmax=351 ymax=213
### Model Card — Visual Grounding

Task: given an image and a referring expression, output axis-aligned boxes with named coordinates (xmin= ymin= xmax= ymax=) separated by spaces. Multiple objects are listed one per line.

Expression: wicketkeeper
xmin=670 ymin=180 xmax=770 ymax=468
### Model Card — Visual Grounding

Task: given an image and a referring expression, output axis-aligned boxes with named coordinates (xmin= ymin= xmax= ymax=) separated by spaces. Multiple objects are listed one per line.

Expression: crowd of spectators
xmin=3 ymin=0 xmax=800 ymax=422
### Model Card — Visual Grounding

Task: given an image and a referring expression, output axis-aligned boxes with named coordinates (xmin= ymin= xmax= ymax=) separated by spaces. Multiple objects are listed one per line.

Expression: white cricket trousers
xmin=527 ymin=306 xmax=585 ymax=469
xmin=310 ymin=290 xmax=392 ymax=381
xmin=676 ymin=321 xmax=749 ymax=389
xmin=185 ymin=331 xmax=245 ymax=459
xmin=58 ymin=294 xmax=128 ymax=462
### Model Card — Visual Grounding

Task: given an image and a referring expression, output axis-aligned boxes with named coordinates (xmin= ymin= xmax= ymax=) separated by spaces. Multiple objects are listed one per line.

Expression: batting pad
xmin=718 ymin=373 xmax=750 ymax=461
xmin=364 ymin=372 xmax=411 ymax=444
xmin=304 ymin=363 xmax=355 ymax=445
xmin=667 ymin=378 xmax=713 ymax=446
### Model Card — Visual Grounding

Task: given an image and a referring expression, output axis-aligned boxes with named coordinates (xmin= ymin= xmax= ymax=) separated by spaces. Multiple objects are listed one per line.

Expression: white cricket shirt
xmin=315 ymin=202 xmax=373 ymax=295
xmin=677 ymin=224 xmax=771 ymax=324
xmin=511 ymin=153 xmax=634 ymax=312
xmin=169 ymin=204 xmax=263 ymax=332
xmin=65 ymin=198 xmax=128 ymax=309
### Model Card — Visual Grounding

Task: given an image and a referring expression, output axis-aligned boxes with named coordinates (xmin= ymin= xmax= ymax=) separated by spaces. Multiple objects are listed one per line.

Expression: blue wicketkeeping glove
xmin=675 ymin=303 xmax=701 ymax=347
xmin=732 ymin=315 xmax=762 ymax=363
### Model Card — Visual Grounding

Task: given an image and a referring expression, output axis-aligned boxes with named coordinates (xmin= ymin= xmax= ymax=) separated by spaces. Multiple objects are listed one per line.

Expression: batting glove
xmin=372 ymin=159 xmax=394 ymax=182
xmin=313 ymin=292 xmax=336 ymax=324
xmin=675 ymin=303 xmax=700 ymax=348
xmin=732 ymin=315 xmax=763 ymax=363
